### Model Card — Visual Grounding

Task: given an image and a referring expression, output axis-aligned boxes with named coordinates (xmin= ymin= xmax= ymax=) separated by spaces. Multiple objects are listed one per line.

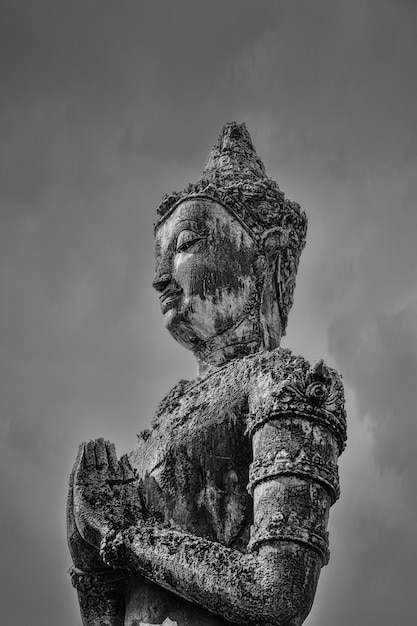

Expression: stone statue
xmin=67 ymin=123 xmax=347 ymax=626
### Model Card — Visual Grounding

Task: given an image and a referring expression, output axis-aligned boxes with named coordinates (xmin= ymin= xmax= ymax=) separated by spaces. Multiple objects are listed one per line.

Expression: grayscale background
xmin=1 ymin=1 xmax=416 ymax=624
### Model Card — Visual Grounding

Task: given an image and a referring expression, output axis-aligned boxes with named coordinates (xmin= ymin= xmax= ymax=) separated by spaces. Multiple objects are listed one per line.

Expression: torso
xmin=124 ymin=348 xmax=302 ymax=626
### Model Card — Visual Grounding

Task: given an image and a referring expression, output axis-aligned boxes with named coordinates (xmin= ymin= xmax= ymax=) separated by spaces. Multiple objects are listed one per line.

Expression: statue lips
xmin=160 ymin=288 xmax=183 ymax=314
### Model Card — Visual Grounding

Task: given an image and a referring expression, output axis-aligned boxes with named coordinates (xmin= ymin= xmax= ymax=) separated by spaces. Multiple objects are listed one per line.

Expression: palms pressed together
xmin=68 ymin=438 xmax=142 ymax=558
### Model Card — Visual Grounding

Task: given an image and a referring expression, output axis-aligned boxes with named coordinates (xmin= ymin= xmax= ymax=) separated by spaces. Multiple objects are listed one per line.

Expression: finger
xmin=106 ymin=441 xmax=118 ymax=473
xmin=95 ymin=438 xmax=108 ymax=470
xmin=85 ymin=441 xmax=96 ymax=469
xmin=69 ymin=442 xmax=86 ymax=485
xmin=67 ymin=443 xmax=86 ymax=517
xmin=119 ymin=454 xmax=135 ymax=481
xmin=73 ymin=444 xmax=89 ymax=485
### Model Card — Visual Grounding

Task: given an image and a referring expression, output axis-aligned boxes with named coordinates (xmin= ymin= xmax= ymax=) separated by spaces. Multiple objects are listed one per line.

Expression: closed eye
xmin=176 ymin=230 xmax=205 ymax=253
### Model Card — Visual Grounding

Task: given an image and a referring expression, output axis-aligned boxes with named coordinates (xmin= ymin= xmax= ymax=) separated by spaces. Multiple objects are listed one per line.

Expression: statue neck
xmin=193 ymin=309 xmax=267 ymax=376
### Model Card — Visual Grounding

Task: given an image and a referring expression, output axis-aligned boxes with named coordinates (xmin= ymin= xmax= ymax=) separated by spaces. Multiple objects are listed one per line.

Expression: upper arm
xmin=241 ymin=354 xmax=346 ymax=624
xmin=246 ymin=353 xmax=346 ymax=566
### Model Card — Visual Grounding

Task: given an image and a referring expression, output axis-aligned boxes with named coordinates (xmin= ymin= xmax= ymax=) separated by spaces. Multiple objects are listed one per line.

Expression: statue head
xmin=153 ymin=123 xmax=307 ymax=368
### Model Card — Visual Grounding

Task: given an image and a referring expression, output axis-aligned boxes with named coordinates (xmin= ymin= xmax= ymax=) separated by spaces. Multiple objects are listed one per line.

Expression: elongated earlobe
xmin=259 ymin=228 xmax=289 ymax=349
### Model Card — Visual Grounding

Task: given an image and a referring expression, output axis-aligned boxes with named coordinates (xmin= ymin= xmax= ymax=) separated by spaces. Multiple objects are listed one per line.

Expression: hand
xmin=67 ymin=444 xmax=106 ymax=571
xmin=72 ymin=438 xmax=142 ymax=550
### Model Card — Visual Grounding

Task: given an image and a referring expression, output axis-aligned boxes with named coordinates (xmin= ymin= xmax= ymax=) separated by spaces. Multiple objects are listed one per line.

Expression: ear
xmin=259 ymin=228 xmax=289 ymax=349
xmin=260 ymin=227 xmax=289 ymax=262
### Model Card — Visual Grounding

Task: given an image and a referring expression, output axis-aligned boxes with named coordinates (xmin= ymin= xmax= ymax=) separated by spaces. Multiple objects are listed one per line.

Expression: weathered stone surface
xmin=67 ymin=122 xmax=347 ymax=626
xmin=155 ymin=122 xmax=307 ymax=336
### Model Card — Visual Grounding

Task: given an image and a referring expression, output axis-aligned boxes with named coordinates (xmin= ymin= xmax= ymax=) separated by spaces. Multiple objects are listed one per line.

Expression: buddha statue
xmin=67 ymin=122 xmax=347 ymax=626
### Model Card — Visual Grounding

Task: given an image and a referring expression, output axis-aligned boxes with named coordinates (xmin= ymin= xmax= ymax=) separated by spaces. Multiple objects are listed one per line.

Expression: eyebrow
xmin=173 ymin=218 xmax=200 ymax=229
xmin=155 ymin=219 xmax=203 ymax=251
xmin=170 ymin=220 xmax=205 ymax=240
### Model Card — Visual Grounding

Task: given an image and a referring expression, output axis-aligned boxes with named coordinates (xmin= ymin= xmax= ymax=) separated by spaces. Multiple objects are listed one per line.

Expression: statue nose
xmin=152 ymin=273 xmax=172 ymax=293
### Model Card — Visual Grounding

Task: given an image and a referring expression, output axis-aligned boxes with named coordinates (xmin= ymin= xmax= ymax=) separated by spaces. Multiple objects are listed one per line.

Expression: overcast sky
xmin=1 ymin=1 xmax=416 ymax=624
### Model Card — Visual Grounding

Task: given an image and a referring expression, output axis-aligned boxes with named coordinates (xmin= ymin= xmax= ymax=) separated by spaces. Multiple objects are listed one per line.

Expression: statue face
xmin=153 ymin=199 xmax=259 ymax=349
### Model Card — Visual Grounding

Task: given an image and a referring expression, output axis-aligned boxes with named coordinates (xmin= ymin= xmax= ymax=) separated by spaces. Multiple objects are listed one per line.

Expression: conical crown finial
xmin=201 ymin=122 xmax=266 ymax=184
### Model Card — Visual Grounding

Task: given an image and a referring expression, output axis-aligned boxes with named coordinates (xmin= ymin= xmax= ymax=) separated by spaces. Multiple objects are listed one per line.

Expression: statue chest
xmin=130 ymin=377 xmax=252 ymax=551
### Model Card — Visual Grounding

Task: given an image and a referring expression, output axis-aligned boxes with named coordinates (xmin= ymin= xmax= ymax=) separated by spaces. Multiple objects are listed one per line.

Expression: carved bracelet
xmin=68 ymin=565 xmax=128 ymax=594
xmin=99 ymin=527 xmax=129 ymax=569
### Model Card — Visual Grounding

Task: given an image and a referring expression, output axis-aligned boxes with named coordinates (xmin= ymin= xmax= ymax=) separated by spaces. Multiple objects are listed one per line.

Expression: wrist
xmin=68 ymin=565 xmax=128 ymax=595
xmin=100 ymin=527 xmax=129 ymax=570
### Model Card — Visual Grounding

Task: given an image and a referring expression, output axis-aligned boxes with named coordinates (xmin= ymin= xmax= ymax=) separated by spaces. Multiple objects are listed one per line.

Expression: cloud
xmin=324 ymin=297 xmax=417 ymax=624
xmin=329 ymin=300 xmax=417 ymax=488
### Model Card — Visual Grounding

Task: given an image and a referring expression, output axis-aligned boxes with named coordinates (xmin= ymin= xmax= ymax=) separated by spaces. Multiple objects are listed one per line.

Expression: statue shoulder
xmin=247 ymin=348 xmax=347 ymax=454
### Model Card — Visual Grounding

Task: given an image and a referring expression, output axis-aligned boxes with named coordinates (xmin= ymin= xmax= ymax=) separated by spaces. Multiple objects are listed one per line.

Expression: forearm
xmin=100 ymin=522 xmax=320 ymax=626
xmin=69 ymin=566 xmax=128 ymax=626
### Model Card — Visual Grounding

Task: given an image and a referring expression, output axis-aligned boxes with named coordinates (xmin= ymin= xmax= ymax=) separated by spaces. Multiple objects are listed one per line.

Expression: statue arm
xmin=101 ymin=509 xmax=321 ymax=626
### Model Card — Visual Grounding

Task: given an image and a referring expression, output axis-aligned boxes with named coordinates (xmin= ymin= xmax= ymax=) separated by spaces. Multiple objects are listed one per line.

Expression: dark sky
xmin=1 ymin=1 xmax=416 ymax=624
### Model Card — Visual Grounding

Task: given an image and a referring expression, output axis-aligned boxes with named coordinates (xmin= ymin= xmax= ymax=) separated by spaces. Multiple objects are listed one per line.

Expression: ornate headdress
xmin=155 ymin=122 xmax=308 ymax=335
